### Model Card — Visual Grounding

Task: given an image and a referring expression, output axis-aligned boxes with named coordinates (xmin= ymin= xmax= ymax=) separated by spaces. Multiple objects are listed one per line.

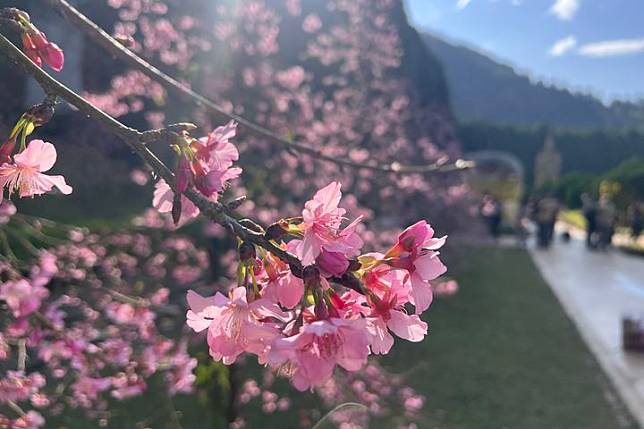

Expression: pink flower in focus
xmin=0 ymin=140 xmax=72 ymax=200
xmin=295 ymin=182 xmax=363 ymax=266
xmin=0 ymin=279 xmax=49 ymax=318
xmin=360 ymin=270 xmax=428 ymax=354
xmin=268 ymin=318 xmax=370 ymax=391
xmin=186 ymin=288 xmax=280 ymax=364
xmin=262 ymin=252 xmax=304 ymax=309
xmin=386 ymin=221 xmax=447 ymax=314
xmin=193 ymin=121 xmax=239 ymax=172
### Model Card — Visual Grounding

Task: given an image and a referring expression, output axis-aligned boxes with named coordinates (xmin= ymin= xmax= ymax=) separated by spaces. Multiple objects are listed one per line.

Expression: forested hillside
xmin=424 ymin=33 xmax=644 ymax=131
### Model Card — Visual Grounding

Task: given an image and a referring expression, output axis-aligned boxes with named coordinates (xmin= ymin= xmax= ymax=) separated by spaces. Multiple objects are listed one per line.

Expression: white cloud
xmin=549 ymin=35 xmax=577 ymax=56
xmin=456 ymin=0 xmax=472 ymax=10
xmin=578 ymin=38 xmax=644 ymax=57
xmin=549 ymin=0 xmax=580 ymax=20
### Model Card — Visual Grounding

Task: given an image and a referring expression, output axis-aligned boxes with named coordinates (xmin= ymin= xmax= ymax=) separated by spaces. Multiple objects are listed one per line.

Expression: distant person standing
xmin=535 ymin=194 xmax=559 ymax=249
xmin=628 ymin=202 xmax=642 ymax=242
xmin=480 ymin=194 xmax=502 ymax=240
xmin=581 ymin=193 xmax=598 ymax=249
xmin=596 ymin=195 xmax=616 ymax=250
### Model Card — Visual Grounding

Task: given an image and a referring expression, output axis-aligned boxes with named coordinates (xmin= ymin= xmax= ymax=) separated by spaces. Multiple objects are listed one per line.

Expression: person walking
xmin=581 ymin=193 xmax=598 ymax=249
xmin=629 ymin=202 xmax=642 ymax=242
xmin=535 ymin=194 xmax=559 ymax=249
xmin=596 ymin=195 xmax=616 ymax=250
xmin=480 ymin=194 xmax=502 ymax=241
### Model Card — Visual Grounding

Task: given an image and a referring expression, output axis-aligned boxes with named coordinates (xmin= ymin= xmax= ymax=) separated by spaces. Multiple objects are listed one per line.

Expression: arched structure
xmin=465 ymin=150 xmax=525 ymax=225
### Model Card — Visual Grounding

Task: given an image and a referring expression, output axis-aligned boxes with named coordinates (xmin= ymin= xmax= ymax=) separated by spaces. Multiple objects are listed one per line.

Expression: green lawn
xmin=52 ymin=246 xmax=636 ymax=428
xmin=378 ymin=246 xmax=636 ymax=429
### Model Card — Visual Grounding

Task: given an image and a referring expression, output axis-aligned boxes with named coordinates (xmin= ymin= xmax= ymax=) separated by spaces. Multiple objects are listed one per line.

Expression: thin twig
xmin=6 ymin=400 xmax=26 ymax=417
xmin=43 ymin=0 xmax=473 ymax=175
xmin=17 ymin=339 xmax=26 ymax=372
xmin=0 ymin=229 xmax=18 ymax=262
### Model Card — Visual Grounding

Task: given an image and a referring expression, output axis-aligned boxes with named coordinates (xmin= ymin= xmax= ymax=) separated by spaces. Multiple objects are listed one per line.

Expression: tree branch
xmin=42 ymin=0 xmax=473 ymax=175
xmin=0 ymin=32 xmax=301 ymax=272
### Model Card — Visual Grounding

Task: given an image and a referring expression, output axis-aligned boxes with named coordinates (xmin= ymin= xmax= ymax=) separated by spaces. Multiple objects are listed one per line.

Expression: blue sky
xmin=405 ymin=0 xmax=644 ymax=103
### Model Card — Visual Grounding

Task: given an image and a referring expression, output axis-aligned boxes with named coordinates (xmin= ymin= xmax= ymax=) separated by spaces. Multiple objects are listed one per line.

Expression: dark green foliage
xmin=457 ymin=122 xmax=644 ymax=187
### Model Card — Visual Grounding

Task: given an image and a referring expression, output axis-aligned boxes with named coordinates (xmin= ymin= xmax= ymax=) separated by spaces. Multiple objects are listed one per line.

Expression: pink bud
xmin=21 ymin=34 xmax=43 ymax=68
xmin=30 ymin=31 xmax=48 ymax=50
xmin=43 ymin=42 xmax=64 ymax=72
xmin=316 ymin=250 xmax=349 ymax=277
xmin=0 ymin=140 xmax=16 ymax=164
xmin=175 ymin=157 xmax=192 ymax=194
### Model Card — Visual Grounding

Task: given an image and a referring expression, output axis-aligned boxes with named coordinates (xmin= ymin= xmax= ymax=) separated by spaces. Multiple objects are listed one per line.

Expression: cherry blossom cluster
xmin=186 ymin=176 xmax=447 ymax=391
xmin=152 ymin=120 xmax=242 ymax=226
xmin=0 ymin=0 xmax=470 ymax=426
xmin=0 ymin=220 xmax=209 ymax=426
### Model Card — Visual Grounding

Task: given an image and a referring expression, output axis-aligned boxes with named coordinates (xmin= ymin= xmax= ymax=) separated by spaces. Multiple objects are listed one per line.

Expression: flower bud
xmin=316 ymin=251 xmax=349 ymax=277
xmin=265 ymin=222 xmax=287 ymax=241
xmin=30 ymin=31 xmax=48 ymax=50
xmin=21 ymin=33 xmax=42 ymax=67
xmin=314 ymin=298 xmax=329 ymax=320
xmin=238 ymin=241 xmax=256 ymax=262
xmin=171 ymin=193 xmax=182 ymax=226
xmin=0 ymin=140 xmax=16 ymax=164
xmin=43 ymin=42 xmax=64 ymax=72
xmin=175 ymin=157 xmax=192 ymax=194
xmin=302 ymin=265 xmax=320 ymax=286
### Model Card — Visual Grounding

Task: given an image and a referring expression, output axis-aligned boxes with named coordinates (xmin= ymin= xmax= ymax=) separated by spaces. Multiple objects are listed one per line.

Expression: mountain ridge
xmin=423 ymin=33 xmax=644 ymax=131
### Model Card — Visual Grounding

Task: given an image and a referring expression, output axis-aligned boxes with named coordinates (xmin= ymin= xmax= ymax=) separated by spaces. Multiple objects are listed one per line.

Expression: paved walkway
xmin=530 ymin=233 xmax=644 ymax=428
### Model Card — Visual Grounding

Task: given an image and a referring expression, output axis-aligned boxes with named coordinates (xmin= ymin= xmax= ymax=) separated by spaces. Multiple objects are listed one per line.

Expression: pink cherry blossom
xmin=262 ymin=252 xmax=304 ymax=309
xmin=385 ymin=221 xmax=447 ymax=314
xmin=72 ymin=376 xmax=112 ymax=408
xmin=295 ymin=182 xmax=362 ymax=266
xmin=0 ymin=200 xmax=16 ymax=224
xmin=152 ymin=179 xmax=200 ymax=226
xmin=193 ymin=120 xmax=239 ymax=172
xmin=268 ymin=318 xmax=370 ymax=391
xmin=0 ymin=140 xmax=72 ymax=200
xmin=0 ymin=279 xmax=49 ymax=318
xmin=13 ymin=411 xmax=45 ymax=429
xmin=186 ymin=288 xmax=280 ymax=364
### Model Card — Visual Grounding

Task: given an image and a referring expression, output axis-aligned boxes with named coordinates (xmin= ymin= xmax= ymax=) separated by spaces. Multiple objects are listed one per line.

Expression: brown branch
xmin=42 ymin=0 xmax=473 ymax=175
xmin=0 ymin=32 xmax=301 ymax=272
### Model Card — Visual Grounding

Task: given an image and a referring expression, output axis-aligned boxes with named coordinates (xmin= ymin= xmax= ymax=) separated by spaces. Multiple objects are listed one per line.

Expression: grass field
xmin=53 ymin=246 xmax=636 ymax=429
xmin=377 ymin=246 xmax=635 ymax=429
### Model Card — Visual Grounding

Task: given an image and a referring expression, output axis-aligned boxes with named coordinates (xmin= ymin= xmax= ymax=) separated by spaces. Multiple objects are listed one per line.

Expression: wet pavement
xmin=530 ymin=234 xmax=644 ymax=428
